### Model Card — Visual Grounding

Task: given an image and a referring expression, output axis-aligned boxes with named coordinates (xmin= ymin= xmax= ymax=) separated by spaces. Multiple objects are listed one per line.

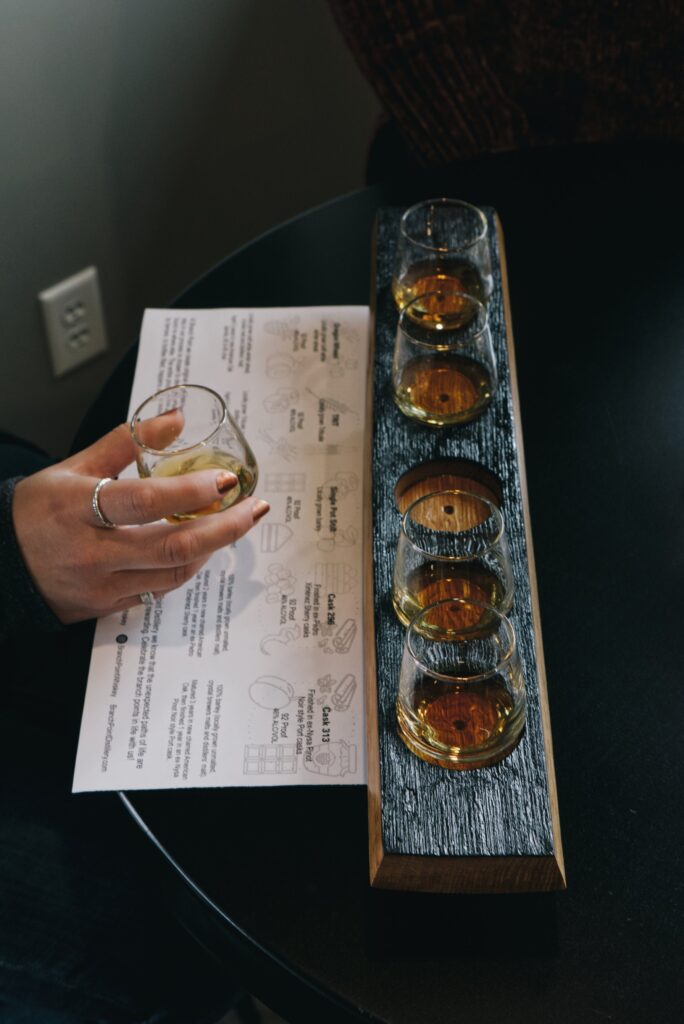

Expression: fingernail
xmin=160 ymin=407 xmax=180 ymax=417
xmin=251 ymin=499 xmax=270 ymax=522
xmin=216 ymin=471 xmax=238 ymax=494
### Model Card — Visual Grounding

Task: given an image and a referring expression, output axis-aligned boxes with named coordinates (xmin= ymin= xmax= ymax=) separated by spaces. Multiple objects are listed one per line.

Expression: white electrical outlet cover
xmin=39 ymin=266 xmax=108 ymax=377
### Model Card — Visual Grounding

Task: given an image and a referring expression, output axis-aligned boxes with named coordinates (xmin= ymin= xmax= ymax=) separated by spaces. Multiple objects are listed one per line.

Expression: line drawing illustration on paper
xmin=322 ymin=471 xmax=359 ymax=498
xmin=249 ymin=676 xmax=294 ymax=710
xmin=258 ymin=429 xmax=297 ymax=462
xmin=263 ymin=471 xmax=306 ymax=493
xmin=305 ymin=387 xmax=356 ymax=416
xmin=243 ymin=744 xmax=298 ymax=775
xmin=315 ymin=673 xmax=357 ymax=711
xmin=314 ymin=563 xmax=357 ymax=594
xmin=319 ymin=618 xmax=357 ymax=654
xmin=264 ymin=387 xmax=299 ymax=413
xmin=317 ymin=673 xmax=335 ymax=695
xmin=263 ymin=316 xmax=300 ymax=339
xmin=317 ymin=526 xmax=359 ymax=552
xmin=304 ymin=740 xmax=357 ymax=777
xmin=266 ymin=353 xmax=304 ymax=379
xmin=260 ymin=624 xmax=301 ymax=655
xmin=264 ymin=563 xmax=296 ymax=603
xmin=332 ymin=674 xmax=356 ymax=711
xmin=260 ymin=522 xmax=293 ymax=553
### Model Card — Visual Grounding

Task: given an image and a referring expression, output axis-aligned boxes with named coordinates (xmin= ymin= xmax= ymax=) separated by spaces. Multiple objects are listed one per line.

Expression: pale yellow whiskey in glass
xmin=396 ymin=672 xmax=517 ymax=760
xmin=397 ymin=598 xmax=526 ymax=770
xmin=392 ymin=488 xmax=514 ymax=628
xmin=392 ymin=291 xmax=497 ymax=426
xmin=393 ymin=351 xmax=494 ymax=426
xmin=392 ymin=198 xmax=493 ymax=314
xmin=131 ymin=384 xmax=258 ymax=522
xmin=148 ymin=449 xmax=256 ymax=521
xmin=392 ymin=256 xmax=488 ymax=317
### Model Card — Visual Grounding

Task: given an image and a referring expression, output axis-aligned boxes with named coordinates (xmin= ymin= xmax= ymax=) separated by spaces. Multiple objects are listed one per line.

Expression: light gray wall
xmin=0 ymin=0 xmax=381 ymax=456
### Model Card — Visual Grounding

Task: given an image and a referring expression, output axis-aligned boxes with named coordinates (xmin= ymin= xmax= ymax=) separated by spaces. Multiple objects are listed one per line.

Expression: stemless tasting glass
xmin=397 ymin=597 xmax=526 ymax=770
xmin=130 ymin=383 xmax=258 ymax=522
xmin=392 ymin=290 xmax=497 ymax=425
xmin=392 ymin=488 xmax=514 ymax=627
xmin=392 ymin=198 xmax=493 ymax=310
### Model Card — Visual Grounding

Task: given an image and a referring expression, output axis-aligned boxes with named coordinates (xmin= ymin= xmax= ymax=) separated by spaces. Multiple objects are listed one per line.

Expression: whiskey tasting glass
xmin=392 ymin=198 xmax=493 ymax=311
xmin=392 ymin=291 xmax=497 ymax=425
xmin=392 ymin=489 xmax=514 ymax=628
xmin=397 ymin=597 xmax=526 ymax=770
xmin=130 ymin=383 xmax=258 ymax=521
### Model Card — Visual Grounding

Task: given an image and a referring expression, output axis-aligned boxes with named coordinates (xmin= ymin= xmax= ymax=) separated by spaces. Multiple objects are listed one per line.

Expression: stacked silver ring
xmin=92 ymin=477 xmax=116 ymax=529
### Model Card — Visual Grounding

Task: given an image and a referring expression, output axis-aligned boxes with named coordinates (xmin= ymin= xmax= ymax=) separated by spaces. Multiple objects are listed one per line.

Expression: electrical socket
xmin=39 ymin=266 xmax=108 ymax=377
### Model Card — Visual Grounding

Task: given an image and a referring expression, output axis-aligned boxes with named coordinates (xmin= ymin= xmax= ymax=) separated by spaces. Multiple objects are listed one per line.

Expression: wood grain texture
xmin=365 ymin=207 xmax=565 ymax=892
xmin=394 ymin=458 xmax=502 ymax=512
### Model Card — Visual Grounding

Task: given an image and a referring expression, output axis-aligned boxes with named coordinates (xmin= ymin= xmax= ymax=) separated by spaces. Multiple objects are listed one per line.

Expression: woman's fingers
xmin=10 ymin=425 xmax=268 ymax=626
xmin=69 ymin=423 xmax=139 ymax=478
xmin=107 ymin=495 xmax=270 ymax=570
xmin=93 ymin=497 xmax=270 ymax=607
xmin=109 ymin=557 xmax=210 ymax=604
xmin=71 ymin=414 xmax=184 ymax=480
xmin=50 ymin=497 xmax=269 ymax=619
xmin=93 ymin=468 xmax=240 ymax=526
xmin=86 ymin=587 xmax=183 ymax=620
xmin=131 ymin=408 xmax=184 ymax=450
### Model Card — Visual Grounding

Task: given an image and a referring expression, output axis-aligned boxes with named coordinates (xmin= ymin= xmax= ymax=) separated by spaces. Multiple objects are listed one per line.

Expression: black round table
xmin=75 ymin=144 xmax=684 ymax=1024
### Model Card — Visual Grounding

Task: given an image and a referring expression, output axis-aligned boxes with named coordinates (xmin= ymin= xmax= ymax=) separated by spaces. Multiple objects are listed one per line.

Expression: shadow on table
xmin=365 ymin=889 xmax=559 ymax=962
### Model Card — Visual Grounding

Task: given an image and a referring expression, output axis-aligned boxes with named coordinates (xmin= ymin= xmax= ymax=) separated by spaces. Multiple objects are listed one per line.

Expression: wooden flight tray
xmin=364 ymin=207 xmax=566 ymax=893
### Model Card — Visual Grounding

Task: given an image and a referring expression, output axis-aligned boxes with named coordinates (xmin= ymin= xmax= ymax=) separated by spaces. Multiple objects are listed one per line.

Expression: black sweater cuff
xmin=0 ymin=477 xmax=64 ymax=643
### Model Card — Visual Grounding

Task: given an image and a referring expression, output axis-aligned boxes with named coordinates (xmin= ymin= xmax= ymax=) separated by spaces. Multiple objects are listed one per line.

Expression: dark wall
xmin=0 ymin=0 xmax=380 ymax=455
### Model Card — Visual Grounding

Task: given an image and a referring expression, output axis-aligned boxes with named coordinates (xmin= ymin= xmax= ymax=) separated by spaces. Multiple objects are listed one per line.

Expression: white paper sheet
xmin=72 ymin=306 xmax=369 ymax=791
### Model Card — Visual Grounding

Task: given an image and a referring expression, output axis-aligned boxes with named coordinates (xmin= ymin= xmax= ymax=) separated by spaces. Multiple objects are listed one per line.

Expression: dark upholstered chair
xmin=328 ymin=0 xmax=684 ymax=176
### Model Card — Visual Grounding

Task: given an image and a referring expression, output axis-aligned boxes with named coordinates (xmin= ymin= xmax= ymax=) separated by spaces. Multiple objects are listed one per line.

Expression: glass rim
xmin=406 ymin=597 xmax=517 ymax=684
xmin=399 ymin=197 xmax=488 ymax=253
xmin=401 ymin=488 xmax=505 ymax=560
xmin=130 ymin=383 xmax=228 ymax=456
xmin=398 ymin=291 xmax=488 ymax=347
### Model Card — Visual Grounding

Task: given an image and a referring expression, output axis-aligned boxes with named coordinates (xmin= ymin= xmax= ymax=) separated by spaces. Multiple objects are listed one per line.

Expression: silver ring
xmin=139 ymin=591 xmax=154 ymax=607
xmin=92 ymin=477 xmax=116 ymax=529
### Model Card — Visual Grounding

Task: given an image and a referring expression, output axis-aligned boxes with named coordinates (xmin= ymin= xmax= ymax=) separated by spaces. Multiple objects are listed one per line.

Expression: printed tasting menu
xmin=72 ymin=306 xmax=369 ymax=791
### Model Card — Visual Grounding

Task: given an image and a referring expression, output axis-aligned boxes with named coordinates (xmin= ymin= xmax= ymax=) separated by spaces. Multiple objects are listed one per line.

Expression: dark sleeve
xmin=0 ymin=477 xmax=64 ymax=643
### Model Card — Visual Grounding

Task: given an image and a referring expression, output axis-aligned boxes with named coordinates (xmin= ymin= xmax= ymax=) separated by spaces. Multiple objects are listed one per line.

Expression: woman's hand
xmin=11 ymin=421 xmax=269 ymax=624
